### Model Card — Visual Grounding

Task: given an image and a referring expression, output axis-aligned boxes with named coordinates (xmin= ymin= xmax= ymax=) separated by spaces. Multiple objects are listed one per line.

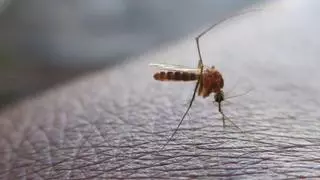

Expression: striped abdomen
xmin=153 ymin=71 xmax=198 ymax=81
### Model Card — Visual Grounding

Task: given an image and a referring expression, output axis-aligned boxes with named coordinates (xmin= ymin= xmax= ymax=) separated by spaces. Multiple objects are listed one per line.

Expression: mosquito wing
xmin=149 ymin=63 xmax=201 ymax=74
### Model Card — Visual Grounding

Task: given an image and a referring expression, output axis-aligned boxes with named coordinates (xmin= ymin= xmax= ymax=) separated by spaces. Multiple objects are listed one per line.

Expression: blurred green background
xmin=0 ymin=0 xmax=265 ymax=109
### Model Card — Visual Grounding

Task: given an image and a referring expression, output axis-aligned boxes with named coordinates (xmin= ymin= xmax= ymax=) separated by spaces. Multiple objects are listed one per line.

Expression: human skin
xmin=1 ymin=0 xmax=320 ymax=179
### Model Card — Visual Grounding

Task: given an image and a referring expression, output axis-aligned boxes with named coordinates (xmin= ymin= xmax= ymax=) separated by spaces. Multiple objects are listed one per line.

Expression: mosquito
xmin=149 ymin=9 xmax=259 ymax=150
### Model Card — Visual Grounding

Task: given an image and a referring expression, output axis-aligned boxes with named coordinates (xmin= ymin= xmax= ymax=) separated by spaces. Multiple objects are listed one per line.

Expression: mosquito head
xmin=214 ymin=91 xmax=224 ymax=104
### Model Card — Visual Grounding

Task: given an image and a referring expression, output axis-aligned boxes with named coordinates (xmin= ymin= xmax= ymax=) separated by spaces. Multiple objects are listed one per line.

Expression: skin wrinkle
xmin=1 ymin=1 xmax=320 ymax=179
xmin=1 ymin=127 xmax=38 ymax=178
xmin=2 ymin=100 xmax=320 ymax=179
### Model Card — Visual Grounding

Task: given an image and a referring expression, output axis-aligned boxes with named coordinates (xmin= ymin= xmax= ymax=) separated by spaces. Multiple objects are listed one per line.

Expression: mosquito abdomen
xmin=153 ymin=71 xmax=198 ymax=81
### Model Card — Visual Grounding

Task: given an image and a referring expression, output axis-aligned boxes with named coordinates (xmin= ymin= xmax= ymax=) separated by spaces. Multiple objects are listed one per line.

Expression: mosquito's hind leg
xmin=197 ymin=58 xmax=203 ymax=69
xmin=195 ymin=37 xmax=204 ymax=69
xmin=198 ymin=59 xmax=202 ymax=66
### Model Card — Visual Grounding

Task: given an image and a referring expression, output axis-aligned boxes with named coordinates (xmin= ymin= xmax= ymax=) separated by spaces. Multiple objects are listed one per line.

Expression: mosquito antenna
xmin=225 ymin=87 xmax=255 ymax=100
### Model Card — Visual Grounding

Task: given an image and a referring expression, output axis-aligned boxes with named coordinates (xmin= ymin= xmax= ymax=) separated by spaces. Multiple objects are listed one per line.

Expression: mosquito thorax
xmin=200 ymin=66 xmax=224 ymax=97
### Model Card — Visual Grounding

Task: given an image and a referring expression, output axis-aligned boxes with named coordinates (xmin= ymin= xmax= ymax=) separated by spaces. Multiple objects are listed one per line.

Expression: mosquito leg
xmin=194 ymin=9 xmax=261 ymax=69
xmin=160 ymin=24 xmax=210 ymax=151
xmin=160 ymin=77 xmax=201 ymax=151
xmin=196 ymin=37 xmax=203 ymax=69
xmin=195 ymin=36 xmax=204 ymax=96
